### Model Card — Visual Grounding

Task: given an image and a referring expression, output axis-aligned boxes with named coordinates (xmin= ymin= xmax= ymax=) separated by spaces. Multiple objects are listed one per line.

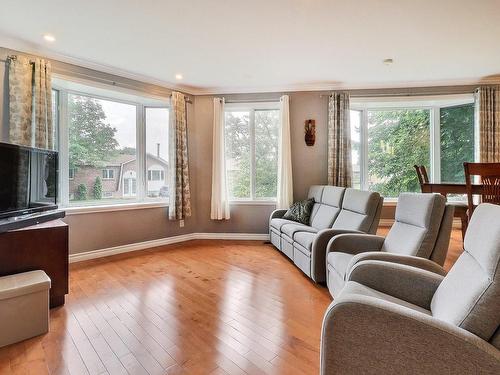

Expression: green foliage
xmin=367 ymin=103 xmax=475 ymax=197
xmin=440 ymin=104 xmax=475 ymax=182
xmin=255 ymin=110 xmax=279 ymax=198
xmin=93 ymin=176 xmax=103 ymax=200
xmin=368 ymin=109 xmax=430 ymax=197
xmin=76 ymin=184 xmax=87 ymax=200
xmin=225 ymin=112 xmax=251 ymax=198
xmin=224 ymin=110 xmax=279 ymax=199
xmin=69 ymin=95 xmax=119 ymax=168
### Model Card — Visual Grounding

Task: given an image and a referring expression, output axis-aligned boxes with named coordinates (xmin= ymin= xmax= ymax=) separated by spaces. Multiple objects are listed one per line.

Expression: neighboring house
xmin=69 ymin=153 xmax=168 ymax=200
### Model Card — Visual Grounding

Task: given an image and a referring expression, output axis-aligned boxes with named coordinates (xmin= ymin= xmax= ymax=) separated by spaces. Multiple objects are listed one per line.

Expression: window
xmin=148 ymin=170 xmax=164 ymax=181
xmin=351 ymin=95 xmax=476 ymax=199
xmin=146 ymin=107 xmax=169 ymax=200
xmin=53 ymin=78 xmax=169 ymax=207
xmin=367 ymin=108 xmax=430 ymax=197
xmin=350 ymin=110 xmax=362 ymax=189
xmin=102 ymin=169 xmax=115 ymax=180
xmin=224 ymin=103 xmax=280 ymax=201
xmin=440 ymin=104 xmax=475 ymax=183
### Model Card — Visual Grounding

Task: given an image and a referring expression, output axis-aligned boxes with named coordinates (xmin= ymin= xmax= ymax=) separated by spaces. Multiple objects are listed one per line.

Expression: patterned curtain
xmin=327 ymin=92 xmax=352 ymax=187
xmin=8 ymin=55 xmax=53 ymax=149
xmin=168 ymin=92 xmax=192 ymax=220
xmin=477 ymin=85 xmax=500 ymax=162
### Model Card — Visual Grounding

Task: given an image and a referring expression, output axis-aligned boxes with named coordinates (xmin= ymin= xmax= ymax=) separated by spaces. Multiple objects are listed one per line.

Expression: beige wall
xmin=0 ymin=46 xmax=475 ymax=254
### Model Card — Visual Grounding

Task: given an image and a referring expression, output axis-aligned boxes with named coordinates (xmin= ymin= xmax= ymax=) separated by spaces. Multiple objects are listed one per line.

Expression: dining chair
xmin=464 ymin=162 xmax=500 ymax=219
xmin=414 ymin=165 xmax=468 ymax=240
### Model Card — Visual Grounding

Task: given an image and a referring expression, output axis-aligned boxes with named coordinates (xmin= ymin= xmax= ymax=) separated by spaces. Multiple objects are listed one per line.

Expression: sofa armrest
xmin=346 ymin=252 xmax=447 ymax=277
xmin=326 ymin=233 xmax=385 ymax=256
xmin=270 ymin=209 xmax=287 ymax=221
xmin=346 ymin=260 xmax=444 ymax=310
xmin=310 ymin=229 xmax=364 ymax=283
xmin=321 ymin=295 xmax=500 ymax=375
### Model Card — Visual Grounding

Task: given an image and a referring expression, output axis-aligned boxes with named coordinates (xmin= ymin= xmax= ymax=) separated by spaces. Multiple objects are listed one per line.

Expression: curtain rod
xmin=1 ymin=57 xmax=192 ymax=103
xmin=319 ymin=90 xmax=476 ymax=98
xmin=223 ymin=98 xmax=281 ymax=103
xmin=54 ymin=68 xmax=193 ymax=103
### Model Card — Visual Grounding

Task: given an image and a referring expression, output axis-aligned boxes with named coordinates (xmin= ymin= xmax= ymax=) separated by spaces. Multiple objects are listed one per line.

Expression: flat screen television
xmin=0 ymin=142 xmax=58 ymax=219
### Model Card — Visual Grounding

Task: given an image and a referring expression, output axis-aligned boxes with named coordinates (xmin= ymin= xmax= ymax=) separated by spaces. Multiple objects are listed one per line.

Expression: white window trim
xmin=351 ymin=94 xmax=476 ymax=194
xmin=53 ymin=77 xmax=170 ymax=212
xmin=102 ymin=168 xmax=115 ymax=180
xmin=225 ymin=101 xmax=280 ymax=203
xmin=65 ymin=201 xmax=169 ymax=215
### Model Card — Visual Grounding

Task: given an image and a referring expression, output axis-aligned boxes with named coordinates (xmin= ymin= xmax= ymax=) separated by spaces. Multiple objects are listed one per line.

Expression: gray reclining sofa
xmin=269 ymin=185 xmax=383 ymax=283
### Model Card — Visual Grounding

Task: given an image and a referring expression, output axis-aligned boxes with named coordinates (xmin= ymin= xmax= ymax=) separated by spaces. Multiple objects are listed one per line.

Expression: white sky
xmin=99 ymin=100 xmax=169 ymax=161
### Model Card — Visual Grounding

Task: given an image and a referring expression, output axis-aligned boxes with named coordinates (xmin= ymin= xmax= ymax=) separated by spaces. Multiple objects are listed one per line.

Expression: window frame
xmin=102 ymin=168 xmax=115 ymax=180
xmin=224 ymin=101 xmax=280 ymax=203
xmin=53 ymin=76 xmax=170 ymax=211
xmin=350 ymin=94 xmax=476 ymax=200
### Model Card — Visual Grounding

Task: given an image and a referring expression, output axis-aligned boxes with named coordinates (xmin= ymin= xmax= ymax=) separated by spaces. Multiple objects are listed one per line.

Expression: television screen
xmin=0 ymin=142 xmax=58 ymax=219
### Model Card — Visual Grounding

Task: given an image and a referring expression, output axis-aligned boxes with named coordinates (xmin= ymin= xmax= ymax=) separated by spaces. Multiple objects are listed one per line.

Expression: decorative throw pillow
xmin=282 ymin=198 xmax=315 ymax=225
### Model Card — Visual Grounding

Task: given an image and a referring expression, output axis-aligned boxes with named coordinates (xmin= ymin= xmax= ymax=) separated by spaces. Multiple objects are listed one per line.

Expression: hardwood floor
xmin=0 ymin=229 xmax=464 ymax=375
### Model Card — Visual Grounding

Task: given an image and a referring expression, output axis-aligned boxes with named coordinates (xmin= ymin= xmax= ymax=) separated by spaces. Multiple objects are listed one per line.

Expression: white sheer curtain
xmin=210 ymin=97 xmax=230 ymax=220
xmin=277 ymin=95 xmax=293 ymax=209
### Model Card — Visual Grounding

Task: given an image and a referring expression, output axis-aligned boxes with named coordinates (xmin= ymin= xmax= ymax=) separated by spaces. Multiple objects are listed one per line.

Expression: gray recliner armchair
xmin=326 ymin=193 xmax=454 ymax=297
xmin=320 ymin=203 xmax=500 ymax=375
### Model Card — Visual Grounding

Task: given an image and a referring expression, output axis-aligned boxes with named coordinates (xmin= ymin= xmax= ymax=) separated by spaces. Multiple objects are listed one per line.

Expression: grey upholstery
xmin=431 ymin=203 xmax=500 ymax=342
xmin=326 ymin=193 xmax=454 ymax=297
xmin=320 ymin=203 xmax=500 ymax=374
xmin=269 ymin=186 xmax=383 ymax=282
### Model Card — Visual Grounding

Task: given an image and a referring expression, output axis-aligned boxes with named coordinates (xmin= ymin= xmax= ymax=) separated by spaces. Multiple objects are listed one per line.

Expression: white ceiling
xmin=1 ymin=0 xmax=499 ymax=94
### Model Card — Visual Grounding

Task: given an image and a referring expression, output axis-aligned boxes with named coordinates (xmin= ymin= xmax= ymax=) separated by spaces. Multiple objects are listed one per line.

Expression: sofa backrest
xmin=381 ymin=193 xmax=447 ymax=259
xmin=332 ymin=188 xmax=383 ymax=234
xmin=430 ymin=204 xmax=500 ymax=348
xmin=308 ymin=186 xmax=345 ymax=229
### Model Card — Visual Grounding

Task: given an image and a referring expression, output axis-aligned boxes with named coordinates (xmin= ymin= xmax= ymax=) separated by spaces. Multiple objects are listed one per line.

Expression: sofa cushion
xmin=321 ymin=186 xmax=345 ymax=206
xmin=270 ymin=218 xmax=297 ymax=231
xmin=293 ymin=231 xmax=316 ymax=252
xmin=338 ymin=281 xmax=432 ymax=316
xmin=327 ymin=251 xmax=355 ymax=281
xmin=308 ymin=185 xmax=325 ymax=202
xmin=308 ymin=186 xmax=324 ymax=225
xmin=281 ymin=223 xmax=317 ymax=238
xmin=309 ymin=186 xmax=345 ymax=229
xmin=282 ymin=198 xmax=315 ymax=225
xmin=431 ymin=204 xmax=500 ymax=343
xmin=310 ymin=205 xmax=340 ymax=230
xmin=382 ymin=193 xmax=446 ymax=259
xmin=333 ymin=189 xmax=381 ymax=232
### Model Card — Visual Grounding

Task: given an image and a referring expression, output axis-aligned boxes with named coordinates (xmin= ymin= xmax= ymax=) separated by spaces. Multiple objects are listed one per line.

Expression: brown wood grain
xmin=0 ymin=230 xmax=463 ymax=374
xmin=0 ymin=219 xmax=68 ymax=308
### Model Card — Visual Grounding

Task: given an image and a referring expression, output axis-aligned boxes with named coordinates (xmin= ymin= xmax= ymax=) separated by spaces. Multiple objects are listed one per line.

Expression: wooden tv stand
xmin=0 ymin=219 xmax=68 ymax=308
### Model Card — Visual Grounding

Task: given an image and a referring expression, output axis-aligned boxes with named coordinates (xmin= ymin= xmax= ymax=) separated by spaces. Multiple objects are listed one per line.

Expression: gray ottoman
xmin=0 ymin=270 xmax=51 ymax=347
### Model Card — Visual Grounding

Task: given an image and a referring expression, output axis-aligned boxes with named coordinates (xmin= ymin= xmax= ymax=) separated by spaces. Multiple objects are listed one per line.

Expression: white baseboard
xmin=69 ymin=232 xmax=270 ymax=263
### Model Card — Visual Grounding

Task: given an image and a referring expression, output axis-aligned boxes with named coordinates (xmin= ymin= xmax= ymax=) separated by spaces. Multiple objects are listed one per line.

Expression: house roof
xmin=104 ymin=152 xmax=168 ymax=167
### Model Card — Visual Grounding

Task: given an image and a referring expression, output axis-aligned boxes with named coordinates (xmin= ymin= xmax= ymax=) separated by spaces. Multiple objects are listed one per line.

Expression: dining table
xmin=420 ymin=182 xmax=483 ymax=196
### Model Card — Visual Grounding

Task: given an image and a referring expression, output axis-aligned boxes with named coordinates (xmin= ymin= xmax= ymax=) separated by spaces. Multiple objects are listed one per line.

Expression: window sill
xmin=230 ymin=200 xmax=277 ymax=206
xmin=64 ymin=201 xmax=169 ymax=216
xmin=383 ymin=200 xmax=398 ymax=206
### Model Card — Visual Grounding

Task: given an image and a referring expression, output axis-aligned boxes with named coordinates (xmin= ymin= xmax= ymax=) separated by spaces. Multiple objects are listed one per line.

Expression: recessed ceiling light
xmin=175 ymin=74 xmax=183 ymax=80
xmin=43 ymin=34 xmax=56 ymax=42
xmin=383 ymin=58 xmax=394 ymax=65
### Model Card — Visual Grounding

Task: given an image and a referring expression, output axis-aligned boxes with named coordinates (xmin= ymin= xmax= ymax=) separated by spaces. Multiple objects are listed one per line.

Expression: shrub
xmin=94 ymin=176 xmax=103 ymax=200
xmin=77 ymin=184 xmax=87 ymax=200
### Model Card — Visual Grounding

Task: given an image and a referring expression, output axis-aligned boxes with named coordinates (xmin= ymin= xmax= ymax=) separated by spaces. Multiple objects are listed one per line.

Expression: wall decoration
xmin=305 ymin=119 xmax=316 ymax=146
